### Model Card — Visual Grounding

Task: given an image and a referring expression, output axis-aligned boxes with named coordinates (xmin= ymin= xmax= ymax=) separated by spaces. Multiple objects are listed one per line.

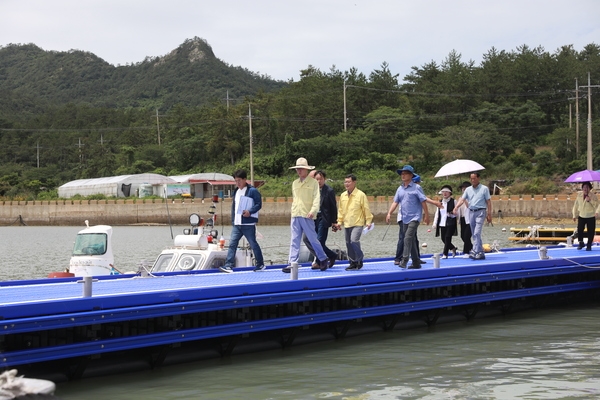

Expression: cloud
xmin=1 ymin=0 xmax=598 ymax=82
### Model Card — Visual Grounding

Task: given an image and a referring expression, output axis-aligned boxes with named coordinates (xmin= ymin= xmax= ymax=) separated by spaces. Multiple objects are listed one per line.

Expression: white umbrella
xmin=435 ymin=159 xmax=485 ymax=178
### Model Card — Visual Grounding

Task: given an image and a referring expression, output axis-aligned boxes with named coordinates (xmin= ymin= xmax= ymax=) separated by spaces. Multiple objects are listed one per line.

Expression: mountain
xmin=0 ymin=37 xmax=287 ymax=113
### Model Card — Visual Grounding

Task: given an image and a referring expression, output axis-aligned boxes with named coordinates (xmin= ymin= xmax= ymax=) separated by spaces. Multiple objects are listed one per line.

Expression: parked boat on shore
xmin=508 ymin=225 xmax=600 ymax=244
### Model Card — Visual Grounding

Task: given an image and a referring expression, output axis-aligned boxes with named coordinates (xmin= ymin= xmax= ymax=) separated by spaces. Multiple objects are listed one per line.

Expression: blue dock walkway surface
xmin=1 ymin=245 xmax=600 ymax=378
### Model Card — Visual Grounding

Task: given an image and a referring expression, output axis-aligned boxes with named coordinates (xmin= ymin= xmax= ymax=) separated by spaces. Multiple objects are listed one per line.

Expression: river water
xmin=0 ymin=221 xmax=534 ymax=279
xmin=1 ymin=223 xmax=599 ymax=399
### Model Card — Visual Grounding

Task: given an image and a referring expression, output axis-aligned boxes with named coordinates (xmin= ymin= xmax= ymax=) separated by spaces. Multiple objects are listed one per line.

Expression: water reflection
xmin=56 ymin=305 xmax=600 ymax=399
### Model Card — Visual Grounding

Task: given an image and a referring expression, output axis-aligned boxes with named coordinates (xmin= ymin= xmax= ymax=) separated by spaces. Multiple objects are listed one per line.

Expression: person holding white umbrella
xmin=453 ymin=172 xmax=492 ymax=260
xmin=456 ymin=181 xmax=473 ymax=255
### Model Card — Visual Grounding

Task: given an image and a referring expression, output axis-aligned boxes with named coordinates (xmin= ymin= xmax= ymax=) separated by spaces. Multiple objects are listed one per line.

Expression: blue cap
xmin=397 ymin=165 xmax=415 ymax=175
xmin=412 ymin=174 xmax=421 ymax=183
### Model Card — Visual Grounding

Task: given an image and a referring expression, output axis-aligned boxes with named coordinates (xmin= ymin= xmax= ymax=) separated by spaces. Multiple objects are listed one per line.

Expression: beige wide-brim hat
xmin=289 ymin=157 xmax=315 ymax=170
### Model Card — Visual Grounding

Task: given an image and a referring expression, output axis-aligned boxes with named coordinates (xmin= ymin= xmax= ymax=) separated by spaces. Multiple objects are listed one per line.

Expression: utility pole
xmin=155 ymin=108 xmax=161 ymax=146
xmin=579 ymin=72 xmax=600 ymax=170
xmin=575 ymin=78 xmax=580 ymax=157
xmin=77 ymin=138 xmax=84 ymax=170
xmin=343 ymin=81 xmax=347 ymax=132
xmin=36 ymin=141 xmax=40 ymax=168
xmin=248 ymin=103 xmax=254 ymax=186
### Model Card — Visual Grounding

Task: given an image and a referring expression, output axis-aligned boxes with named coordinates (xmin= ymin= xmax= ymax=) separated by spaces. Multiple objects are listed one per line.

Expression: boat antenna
xmin=164 ymin=188 xmax=173 ymax=239
xmin=220 ymin=191 xmax=225 ymax=237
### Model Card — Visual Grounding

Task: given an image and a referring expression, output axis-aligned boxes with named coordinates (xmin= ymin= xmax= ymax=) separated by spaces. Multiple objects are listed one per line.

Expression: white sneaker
xmin=253 ymin=264 xmax=266 ymax=272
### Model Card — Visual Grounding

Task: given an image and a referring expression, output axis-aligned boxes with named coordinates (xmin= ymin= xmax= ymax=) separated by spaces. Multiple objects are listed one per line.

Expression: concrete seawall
xmin=0 ymin=195 xmax=574 ymax=226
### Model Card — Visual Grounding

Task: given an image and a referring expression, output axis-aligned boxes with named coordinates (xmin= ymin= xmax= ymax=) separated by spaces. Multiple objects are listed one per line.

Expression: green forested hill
xmin=0 ymin=40 xmax=599 ymax=200
xmin=0 ymin=37 xmax=286 ymax=114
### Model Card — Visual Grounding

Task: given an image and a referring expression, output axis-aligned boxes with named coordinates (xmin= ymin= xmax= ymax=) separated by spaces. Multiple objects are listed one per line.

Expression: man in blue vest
xmin=219 ymin=169 xmax=265 ymax=272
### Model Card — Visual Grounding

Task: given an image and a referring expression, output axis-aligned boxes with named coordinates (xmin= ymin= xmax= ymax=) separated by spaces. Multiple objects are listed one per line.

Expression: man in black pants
xmin=303 ymin=170 xmax=338 ymax=268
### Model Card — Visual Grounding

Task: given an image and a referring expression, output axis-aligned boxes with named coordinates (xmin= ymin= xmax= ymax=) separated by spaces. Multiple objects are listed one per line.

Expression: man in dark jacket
xmin=303 ymin=170 xmax=338 ymax=269
xmin=219 ymin=169 xmax=264 ymax=272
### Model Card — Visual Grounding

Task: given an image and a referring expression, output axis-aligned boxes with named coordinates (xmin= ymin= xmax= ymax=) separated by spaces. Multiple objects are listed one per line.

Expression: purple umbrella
xmin=564 ymin=169 xmax=600 ymax=183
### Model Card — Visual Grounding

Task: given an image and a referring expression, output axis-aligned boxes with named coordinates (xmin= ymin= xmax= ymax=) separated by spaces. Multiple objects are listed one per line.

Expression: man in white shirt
xmin=219 ymin=169 xmax=264 ymax=272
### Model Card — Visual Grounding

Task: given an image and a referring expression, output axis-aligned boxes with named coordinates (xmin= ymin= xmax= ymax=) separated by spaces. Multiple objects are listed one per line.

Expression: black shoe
xmin=345 ymin=262 xmax=359 ymax=271
xmin=473 ymin=252 xmax=486 ymax=260
xmin=586 ymin=247 xmax=592 ymax=251
xmin=399 ymin=260 xmax=408 ymax=269
xmin=282 ymin=266 xmax=291 ymax=273
xmin=356 ymin=261 xmax=363 ymax=270
xmin=407 ymin=263 xmax=421 ymax=269
xmin=577 ymin=244 xmax=584 ymax=250
xmin=319 ymin=259 xmax=329 ymax=271
xmin=328 ymin=256 xmax=336 ymax=268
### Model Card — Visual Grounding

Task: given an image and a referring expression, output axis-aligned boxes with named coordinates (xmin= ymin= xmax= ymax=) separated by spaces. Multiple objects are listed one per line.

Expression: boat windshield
xmin=72 ymin=233 xmax=107 ymax=256
xmin=152 ymin=253 xmax=206 ymax=272
xmin=152 ymin=254 xmax=174 ymax=272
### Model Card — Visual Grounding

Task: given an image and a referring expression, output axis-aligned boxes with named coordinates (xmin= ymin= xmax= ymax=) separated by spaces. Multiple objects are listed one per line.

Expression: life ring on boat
xmin=178 ymin=256 xmax=196 ymax=270
xmin=48 ymin=271 xmax=75 ymax=278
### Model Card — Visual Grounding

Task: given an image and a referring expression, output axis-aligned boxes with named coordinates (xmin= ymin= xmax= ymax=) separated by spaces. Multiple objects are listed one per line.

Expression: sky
xmin=1 ymin=0 xmax=598 ymax=82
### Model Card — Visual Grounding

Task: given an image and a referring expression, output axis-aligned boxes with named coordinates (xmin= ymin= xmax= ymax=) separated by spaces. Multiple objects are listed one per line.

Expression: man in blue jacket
xmin=219 ymin=169 xmax=265 ymax=272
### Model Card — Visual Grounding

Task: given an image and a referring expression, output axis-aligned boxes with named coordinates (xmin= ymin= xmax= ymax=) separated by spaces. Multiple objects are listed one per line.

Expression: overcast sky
xmin=1 ymin=0 xmax=598 ymax=82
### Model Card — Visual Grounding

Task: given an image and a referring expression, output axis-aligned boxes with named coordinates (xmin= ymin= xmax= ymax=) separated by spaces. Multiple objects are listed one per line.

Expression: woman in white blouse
xmin=432 ymin=185 xmax=458 ymax=258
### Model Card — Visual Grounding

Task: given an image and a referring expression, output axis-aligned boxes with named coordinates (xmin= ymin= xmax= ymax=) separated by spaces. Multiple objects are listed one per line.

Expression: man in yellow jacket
xmin=333 ymin=174 xmax=373 ymax=270
xmin=283 ymin=157 xmax=330 ymax=272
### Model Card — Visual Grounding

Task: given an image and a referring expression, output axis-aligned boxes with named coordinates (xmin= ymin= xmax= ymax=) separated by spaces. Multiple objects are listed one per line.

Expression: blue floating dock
xmin=1 ymin=245 xmax=600 ymax=380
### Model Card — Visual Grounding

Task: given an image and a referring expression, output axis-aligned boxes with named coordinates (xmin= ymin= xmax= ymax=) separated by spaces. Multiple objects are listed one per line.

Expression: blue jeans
xmin=225 ymin=224 xmax=264 ymax=267
xmin=303 ymin=217 xmax=337 ymax=260
xmin=290 ymin=217 xmax=326 ymax=263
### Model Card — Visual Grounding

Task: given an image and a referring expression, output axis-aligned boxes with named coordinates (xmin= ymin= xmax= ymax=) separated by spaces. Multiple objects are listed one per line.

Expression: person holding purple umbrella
xmin=572 ymin=181 xmax=599 ymax=251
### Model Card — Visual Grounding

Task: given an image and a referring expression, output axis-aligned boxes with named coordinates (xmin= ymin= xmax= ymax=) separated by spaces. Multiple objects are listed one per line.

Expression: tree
xmin=402 ymin=133 xmax=442 ymax=173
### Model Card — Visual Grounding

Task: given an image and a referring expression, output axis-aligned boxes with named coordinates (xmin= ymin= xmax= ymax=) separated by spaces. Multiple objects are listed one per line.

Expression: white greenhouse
xmin=58 ymin=174 xmax=176 ymax=199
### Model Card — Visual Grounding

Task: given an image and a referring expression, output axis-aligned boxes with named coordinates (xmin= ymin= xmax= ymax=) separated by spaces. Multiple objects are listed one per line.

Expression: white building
xmin=169 ymin=172 xmax=236 ymax=199
xmin=58 ymin=173 xmax=175 ymax=198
